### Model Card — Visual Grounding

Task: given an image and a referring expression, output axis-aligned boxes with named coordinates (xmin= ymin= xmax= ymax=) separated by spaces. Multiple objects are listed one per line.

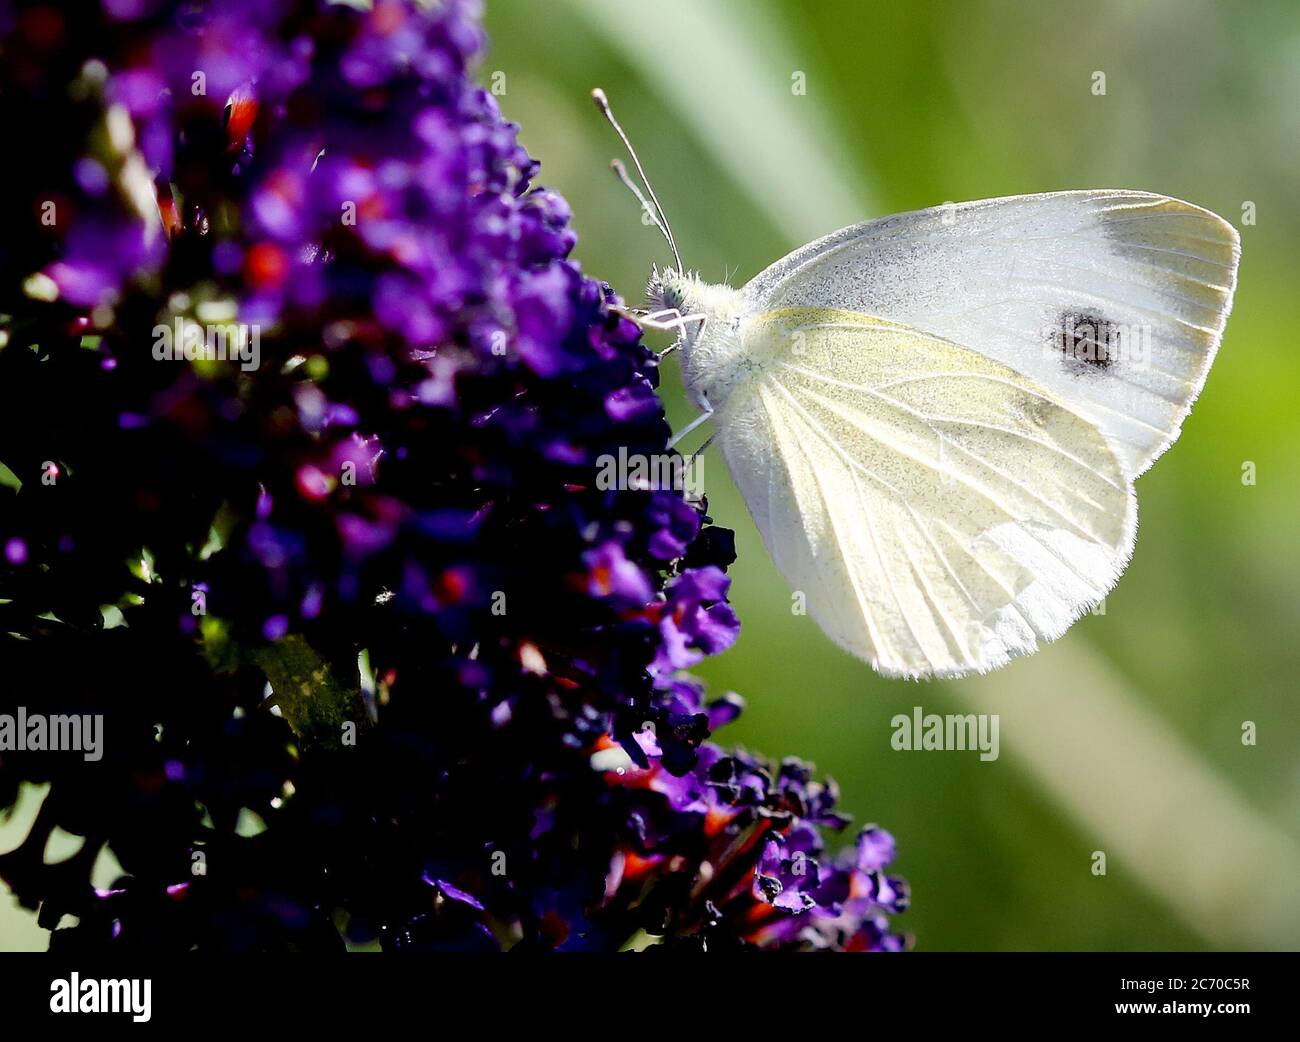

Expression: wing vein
xmin=756 ymin=382 xmax=894 ymax=664
xmin=780 ymin=362 xmax=1127 ymax=494
xmin=762 ymin=380 xmax=931 ymax=669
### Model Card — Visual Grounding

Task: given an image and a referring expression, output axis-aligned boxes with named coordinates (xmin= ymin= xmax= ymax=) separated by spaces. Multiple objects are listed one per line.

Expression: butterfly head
xmin=645 ymin=265 xmax=698 ymax=316
xmin=644 ymin=266 xmax=737 ymax=359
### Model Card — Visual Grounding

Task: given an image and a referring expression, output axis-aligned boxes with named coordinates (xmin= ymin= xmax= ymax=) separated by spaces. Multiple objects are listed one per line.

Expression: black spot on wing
xmin=1050 ymin=308 xmax=1117 ymax=371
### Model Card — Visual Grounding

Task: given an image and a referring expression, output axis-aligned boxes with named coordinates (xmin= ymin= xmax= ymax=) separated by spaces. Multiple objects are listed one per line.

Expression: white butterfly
xmin=594 ymin=93 xmax=1240 ymax=680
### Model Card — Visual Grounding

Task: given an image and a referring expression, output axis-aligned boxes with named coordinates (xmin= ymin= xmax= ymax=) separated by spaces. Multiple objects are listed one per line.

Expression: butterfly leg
xmin=684 ymin=432 xmax=716 ymax=464
xmin=611 ymin=306 xmax=707 ymax=357
xmin=668 ymin=393 xmax=714 ymax=451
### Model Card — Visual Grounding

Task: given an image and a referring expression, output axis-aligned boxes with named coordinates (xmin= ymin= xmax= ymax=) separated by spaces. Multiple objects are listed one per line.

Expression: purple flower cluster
xmin=0 ymin=0 xmax=907 ymax=951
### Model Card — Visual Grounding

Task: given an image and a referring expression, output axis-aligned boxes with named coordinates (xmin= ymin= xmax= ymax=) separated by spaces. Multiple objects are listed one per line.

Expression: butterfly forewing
xmin=741 ymin=191 xmax=1240 ymax=479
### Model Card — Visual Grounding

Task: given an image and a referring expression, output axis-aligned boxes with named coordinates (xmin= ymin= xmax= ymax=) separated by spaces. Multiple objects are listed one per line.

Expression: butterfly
xmin=593 ymin=91 xmax=1240 ymax=680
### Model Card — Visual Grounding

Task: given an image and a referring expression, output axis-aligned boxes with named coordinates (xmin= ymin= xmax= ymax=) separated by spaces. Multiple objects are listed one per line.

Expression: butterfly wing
xmin=719 ymin=308 xmax=1135 ymax=678
xmin=742 ymin=191 xmax=1239 ymax=478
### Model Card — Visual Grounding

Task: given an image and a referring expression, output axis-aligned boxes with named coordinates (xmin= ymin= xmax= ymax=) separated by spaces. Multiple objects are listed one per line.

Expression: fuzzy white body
xmin=648 ymin=191 xmax=1239 ymax=679
xmin=648 ymin=274 xmax=753 ymax=413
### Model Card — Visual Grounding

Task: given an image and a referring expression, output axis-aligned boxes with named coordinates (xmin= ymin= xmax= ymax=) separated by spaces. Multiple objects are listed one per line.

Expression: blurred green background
xmin=4 ymin=0 xmax=1297 ymax=950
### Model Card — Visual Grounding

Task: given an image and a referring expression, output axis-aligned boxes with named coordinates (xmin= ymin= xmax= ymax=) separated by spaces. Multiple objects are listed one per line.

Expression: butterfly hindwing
xmin=718 ymin=308 xmax=1136 ymax=678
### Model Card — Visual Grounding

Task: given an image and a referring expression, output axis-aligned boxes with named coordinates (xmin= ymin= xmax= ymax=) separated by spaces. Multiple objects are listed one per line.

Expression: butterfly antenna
xmin=609 ymin=158 xmax=673 ymax=253
xmin=591 ymin=88 xmax=683 ymax=272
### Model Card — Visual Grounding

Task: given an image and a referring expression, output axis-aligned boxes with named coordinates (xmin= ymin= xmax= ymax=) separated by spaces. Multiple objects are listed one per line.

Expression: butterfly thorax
xmin=646 ymin=268 xmax=754 ymax=412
